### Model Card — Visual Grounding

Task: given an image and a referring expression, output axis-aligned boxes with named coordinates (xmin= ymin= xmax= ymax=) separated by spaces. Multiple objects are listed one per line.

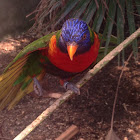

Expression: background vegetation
xmin=29 ymin=0 xmax=140 ymax=64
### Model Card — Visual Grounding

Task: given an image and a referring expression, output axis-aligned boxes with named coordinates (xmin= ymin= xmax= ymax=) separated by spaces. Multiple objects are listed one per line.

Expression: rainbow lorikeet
xmin=0 ymin=18 xmax=100 ymax=110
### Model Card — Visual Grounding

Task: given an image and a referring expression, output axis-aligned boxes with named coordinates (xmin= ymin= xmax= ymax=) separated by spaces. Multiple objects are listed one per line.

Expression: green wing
xmin=0 ymin=30 xmax=60 ymax=110
xmin=5 ymin=30 xmax=61 ymax=72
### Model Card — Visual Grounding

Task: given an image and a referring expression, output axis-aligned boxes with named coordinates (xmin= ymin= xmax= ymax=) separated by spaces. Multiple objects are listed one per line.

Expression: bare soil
xmin=0 ymin=35 xmax=139 ymax=140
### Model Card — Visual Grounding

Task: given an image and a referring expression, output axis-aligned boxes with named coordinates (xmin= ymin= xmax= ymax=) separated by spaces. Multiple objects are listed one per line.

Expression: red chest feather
xmin=46 ymin=35 xmax=100 ymax=73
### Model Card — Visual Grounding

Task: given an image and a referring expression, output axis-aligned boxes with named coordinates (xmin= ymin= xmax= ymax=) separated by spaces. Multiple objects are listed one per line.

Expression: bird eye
xmin=83 ymin=34 xmax=86 ymax=40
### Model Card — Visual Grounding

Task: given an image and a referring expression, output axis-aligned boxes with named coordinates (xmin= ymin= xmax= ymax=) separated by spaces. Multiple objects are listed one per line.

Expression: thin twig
xmin=14 ymin=28 xmax=140 ymax=140
xmin=110 ymin=51 xmax=133 ymax=130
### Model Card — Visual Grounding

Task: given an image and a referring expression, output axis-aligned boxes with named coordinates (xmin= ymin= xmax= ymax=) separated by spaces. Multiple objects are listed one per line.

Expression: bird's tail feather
xmin=0 ymin=56 xmax=28 ymax=110
xmin=0 ymin=85 xmax=21 ymax=110
xmin=0 ymin=55 xmax=45 ymax=110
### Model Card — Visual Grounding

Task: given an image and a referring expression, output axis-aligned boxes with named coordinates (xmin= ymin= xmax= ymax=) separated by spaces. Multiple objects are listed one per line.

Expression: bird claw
xmin=63 ymin=82 xmax=80 ymax=95
xmin=33 ymin=77 xmax=43 ymax=96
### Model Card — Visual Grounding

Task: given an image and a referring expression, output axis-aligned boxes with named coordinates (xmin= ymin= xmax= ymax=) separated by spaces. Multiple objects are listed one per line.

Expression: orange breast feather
xmin=47 ymin=34 xmax=100 ymax=73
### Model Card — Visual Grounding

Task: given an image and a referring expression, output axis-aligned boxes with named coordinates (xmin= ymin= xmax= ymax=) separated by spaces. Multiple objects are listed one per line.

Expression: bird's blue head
xmin=59 ymin=18 xmax=91 ymax=60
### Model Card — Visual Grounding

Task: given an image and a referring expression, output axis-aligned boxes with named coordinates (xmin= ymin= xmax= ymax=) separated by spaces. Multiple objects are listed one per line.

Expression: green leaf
xmin=126 ymin=0 xmax=138 ymax=59
xmin=92 ymin=0 xmax=107 ymax=33
xmin=82 ymin=0 xmax=97 ymax=24
xmin=135 ymin=0 xmax=140 ymax=15
xmin=117 ymin=0 xmax=125 ymax=65
xmin=99 ymin=33 xmax=117 ymax=45
xmin=54 ymin=0 xmax=79 ymax=27
xmin=73 ymin=0 xmax=91 ymax=19
xmin=102 ymin=0 xmax=116 ymax=55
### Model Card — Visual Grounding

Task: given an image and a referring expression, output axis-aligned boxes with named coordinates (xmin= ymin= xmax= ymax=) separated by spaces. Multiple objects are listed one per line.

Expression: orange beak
xmin=67 ymin=43 xmax=78 ymax=61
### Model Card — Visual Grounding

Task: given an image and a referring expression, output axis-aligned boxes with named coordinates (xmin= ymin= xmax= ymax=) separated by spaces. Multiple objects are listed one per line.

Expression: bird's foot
xmin=33 ymin=77 xmax=43 ymax=96
xmin=63 ymin=81 xmax=80 ymax=95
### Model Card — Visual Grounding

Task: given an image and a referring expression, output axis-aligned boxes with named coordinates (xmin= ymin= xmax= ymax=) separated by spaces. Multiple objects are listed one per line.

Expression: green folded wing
xmin=4 ymin=30 xmax=61 ymax=72
xmin=0 ymin=30 xmax=61 ymax=110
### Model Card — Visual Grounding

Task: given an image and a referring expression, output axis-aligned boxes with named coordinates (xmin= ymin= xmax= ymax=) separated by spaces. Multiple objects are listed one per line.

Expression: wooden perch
xmin=55 ymin=125 xmax=79 ymax=140
xmin=13 ymin=28 xmax=140 ymax=140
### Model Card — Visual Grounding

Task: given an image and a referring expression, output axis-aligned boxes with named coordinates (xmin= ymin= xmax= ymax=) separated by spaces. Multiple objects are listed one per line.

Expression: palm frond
xmin=28 ymin=0 xmax=139 ymax=62
xmin=126 ymin=0 xmax=138 ymax=59
xmin=135 ymin=0 xmax=140 ymax=15
xmin=117 ymin=0 xmax=125 ymax=65
xmin=82 ymin=0 xmax=97 ymax=24
xmin=92 ymin=0 xmax=106 ymax=33
xmin=102 ymin=0 xmax=117 ymax=56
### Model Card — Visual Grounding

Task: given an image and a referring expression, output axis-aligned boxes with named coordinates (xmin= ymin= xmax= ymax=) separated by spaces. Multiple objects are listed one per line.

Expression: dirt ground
xmin=0 ymin=35 xmax=139 ymax=140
